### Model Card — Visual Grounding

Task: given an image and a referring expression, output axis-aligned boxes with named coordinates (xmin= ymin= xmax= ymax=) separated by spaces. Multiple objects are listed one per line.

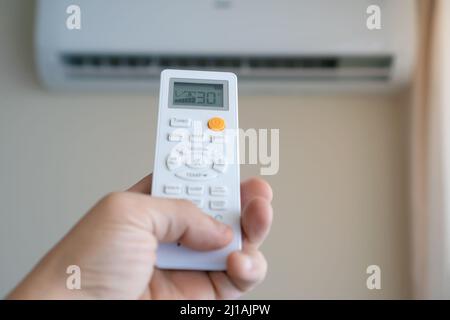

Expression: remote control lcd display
xmin=172 ymin=82 xmax=224 ymax=108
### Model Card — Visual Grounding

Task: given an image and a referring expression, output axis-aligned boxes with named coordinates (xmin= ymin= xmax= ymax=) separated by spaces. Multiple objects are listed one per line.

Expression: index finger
xmin=240 ymin=178 xmax=273 ymax=248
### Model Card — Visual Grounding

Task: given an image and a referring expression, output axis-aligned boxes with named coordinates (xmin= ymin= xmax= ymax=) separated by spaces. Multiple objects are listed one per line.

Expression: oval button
xmin=186 ymin=157 xmax=209 ymax=170
xmin=175 ymin=170 xmax=218 ymax=181
xmin=208 ymin=117 xmax=226 ymax=131
xmin=166 ymin=155 xmax=182 ymax=171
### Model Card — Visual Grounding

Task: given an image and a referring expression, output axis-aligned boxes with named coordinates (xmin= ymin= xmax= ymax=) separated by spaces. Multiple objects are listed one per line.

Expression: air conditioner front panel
xmin=35 ymin=0 xmax=417 ymax=93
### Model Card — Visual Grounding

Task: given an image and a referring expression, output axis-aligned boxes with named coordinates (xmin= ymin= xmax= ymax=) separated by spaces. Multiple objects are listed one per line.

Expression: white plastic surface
xmin=152 ymin=69 xmax=241 ymax=270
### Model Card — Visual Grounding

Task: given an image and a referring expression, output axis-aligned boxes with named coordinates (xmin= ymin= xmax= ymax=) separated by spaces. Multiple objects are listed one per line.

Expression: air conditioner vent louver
xmin=61 ymin=54 xmax=392 ymax=81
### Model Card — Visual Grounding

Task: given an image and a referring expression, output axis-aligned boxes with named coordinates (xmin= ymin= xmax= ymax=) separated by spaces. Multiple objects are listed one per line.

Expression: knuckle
xmin=100 ymin=192 xmax=133 ymax=216
xmin=103 ymin=192 xmax=128 ymax=206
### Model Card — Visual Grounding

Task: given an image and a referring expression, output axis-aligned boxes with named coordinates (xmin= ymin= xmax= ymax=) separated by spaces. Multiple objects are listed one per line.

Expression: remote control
xmin=152 ymin=69 xmax=241 ymax=271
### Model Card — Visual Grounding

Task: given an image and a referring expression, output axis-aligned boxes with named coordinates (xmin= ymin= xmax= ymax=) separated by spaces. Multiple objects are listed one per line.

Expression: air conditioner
xmin=35 ymin=0 xmax=417 ymax=93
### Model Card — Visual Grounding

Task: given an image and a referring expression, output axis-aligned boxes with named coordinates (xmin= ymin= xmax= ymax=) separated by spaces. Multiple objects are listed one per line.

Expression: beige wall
xmin=0 ymin=0 xmax=411 ymax=298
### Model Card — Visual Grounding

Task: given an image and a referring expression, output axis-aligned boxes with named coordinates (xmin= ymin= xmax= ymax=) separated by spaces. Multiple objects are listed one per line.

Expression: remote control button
xmin=186 ymin=157 xmax=208 ymax=169
xmin=211 ymin=135 xmax=226 ymax=143
xmin=207 ymin=147 xmax=225 ymax=161
xmin=166 ymin=155 xmax=182 ymax=170
xmin=190 ymin=145 xmax=204 ymax=157
xmin=212 ymin=159 xmax=227 ymax=173
xmin=190 ymin=134 xmax=205 ymax=143
xmin=187 ymin=185 xmax=205 ymax=195
xmin=164 ymin=184 xmax=182 ymax=195
xmin=190 ymin=145 xmax=205 ymax=152
xmin=173 ymin=144 xmax=190 ymax=156
xmin=208 ymin=117 xmax=225 ymax=131
xmin=214 ymin=214 xmax=224 ymax=221
xmin=190 ymin=150 xmax=203 ymax=162
xmin=170 ymin=118 xmax=192 ymax=128
xmin=168 ymin=132 xmax=184 ymax=142
xmin=175 ymin=170 xmax=217 ymax=181
xmin=210 ymin=186 xmax=228 ymax=196
xmin=210 ymin=200 xmax=227 ymax=210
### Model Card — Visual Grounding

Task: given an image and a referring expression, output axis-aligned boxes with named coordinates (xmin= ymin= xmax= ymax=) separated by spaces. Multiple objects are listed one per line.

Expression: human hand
xmin=8 ymin=174 xmax=273 ymax=299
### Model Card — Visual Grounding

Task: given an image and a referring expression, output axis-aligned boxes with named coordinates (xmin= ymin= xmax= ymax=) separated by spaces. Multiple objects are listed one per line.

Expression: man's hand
xmin=8 ymin=175 xmax=273 ymax=299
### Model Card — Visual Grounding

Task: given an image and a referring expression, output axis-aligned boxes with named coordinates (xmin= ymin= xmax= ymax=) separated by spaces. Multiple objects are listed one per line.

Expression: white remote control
xmin=152 ymin=69 xmax=241 ymax=271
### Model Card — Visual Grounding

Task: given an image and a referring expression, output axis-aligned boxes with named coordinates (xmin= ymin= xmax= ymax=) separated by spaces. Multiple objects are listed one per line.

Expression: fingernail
xmin=219 ymin=223 xmax=231 ymax=235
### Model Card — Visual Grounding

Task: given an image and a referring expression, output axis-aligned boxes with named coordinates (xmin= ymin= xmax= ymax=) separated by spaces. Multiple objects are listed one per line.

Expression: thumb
xmin=103 ymin=192 xmax=233 ymax=251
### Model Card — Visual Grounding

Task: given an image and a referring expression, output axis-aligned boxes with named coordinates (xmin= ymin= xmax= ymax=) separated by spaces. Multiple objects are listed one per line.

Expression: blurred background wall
xmin=0 ymin=0 xmax=411 ymax=298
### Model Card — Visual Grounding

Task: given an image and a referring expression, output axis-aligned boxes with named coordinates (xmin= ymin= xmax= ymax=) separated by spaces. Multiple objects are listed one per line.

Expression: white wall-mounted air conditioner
xmin=35 ymin=0 xmax=417 ymax=93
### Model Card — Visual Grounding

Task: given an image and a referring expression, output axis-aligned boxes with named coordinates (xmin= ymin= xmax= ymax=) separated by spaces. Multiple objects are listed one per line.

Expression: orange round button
xmin=208 ymin=117 xmax=226 ymax=131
